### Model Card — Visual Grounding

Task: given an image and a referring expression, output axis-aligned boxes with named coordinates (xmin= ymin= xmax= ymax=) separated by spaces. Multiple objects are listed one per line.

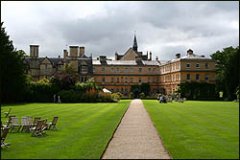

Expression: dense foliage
xmin=0 ymin=22 xmax=28 ymax=103
xmin=131 ymin=83 xmax=150 ymax=98
xmin=177 ymin=82 xmax=217 ymax=100
xmin=211 ymin=46 xmax=239 ymax=100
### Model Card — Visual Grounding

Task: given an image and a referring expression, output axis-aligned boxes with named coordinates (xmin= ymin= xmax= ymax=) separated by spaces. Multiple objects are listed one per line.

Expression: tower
xmin=133 ymin=34 xmax=138 ymax=52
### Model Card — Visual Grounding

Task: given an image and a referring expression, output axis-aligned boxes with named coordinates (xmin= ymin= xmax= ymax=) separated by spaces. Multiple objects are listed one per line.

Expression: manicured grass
xmin=1 ymin=100 xmax=130 ymax=159
xmin=143 ymin=100 xmax=239 ymax=159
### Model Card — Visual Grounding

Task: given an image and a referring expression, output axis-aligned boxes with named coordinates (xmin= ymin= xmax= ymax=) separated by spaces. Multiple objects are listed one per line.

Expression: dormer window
xmin=196 ymin=63 xmax=200 ymax=68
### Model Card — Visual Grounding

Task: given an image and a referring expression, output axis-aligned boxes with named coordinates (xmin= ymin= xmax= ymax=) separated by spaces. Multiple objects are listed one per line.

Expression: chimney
xmin=201 ymin=55 xmax=205 ymax=57
xmin=115 ymin=52 xmax=118 ymax=60
xmin=156 ymin=56 xmax=159 ymax=61
xmin=63 ymin=49 xmax=68 ymax=59
xmin=69 ymin=46 xmax=78 ymax=58
xmin=79 ymin=46 xmax=85 ymax=57
xmin=187 ymin=49 xmax=193 ymax=56
xmin=136 ymin=55 xmax=142 ymax=62
xmin=149 ymin=51 xmax=152 ymax=61
xmin=30 ymin=45 xmax=39 ymax=59
xmin=175 ymin=53 xmax=181 ymax=58
xmin=100 ymin=56 xmax=107 ymax=65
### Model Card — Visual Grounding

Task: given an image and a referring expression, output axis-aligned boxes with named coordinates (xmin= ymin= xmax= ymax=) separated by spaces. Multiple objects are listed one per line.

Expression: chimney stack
xmin=63 ymin=49 xmax=68 ymax=59
xmin=79 ymin=46 xmax=85 ymax=57
xmin=149 ymin=51 xmax=152 ymax=61
xmin=187 ymin=49 xmax=193 ymax=56
xmin=30 ymin=45 xmax=39 ymax=59
xmin=69 ymin=46 xmax=78 ymax=58
xmin=175 ymin=53 xmax=181 ymax=59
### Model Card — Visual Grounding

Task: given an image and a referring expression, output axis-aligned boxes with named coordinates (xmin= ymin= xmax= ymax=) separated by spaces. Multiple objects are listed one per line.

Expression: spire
xmin=133 ymin=32 xmax=138 ymax=52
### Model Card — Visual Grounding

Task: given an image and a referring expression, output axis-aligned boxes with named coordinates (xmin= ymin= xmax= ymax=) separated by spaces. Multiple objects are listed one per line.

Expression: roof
xmin=93 ymin=60 xmax=160 ymax=66
xmin=167 ymin=53 xmax=212 ymax=63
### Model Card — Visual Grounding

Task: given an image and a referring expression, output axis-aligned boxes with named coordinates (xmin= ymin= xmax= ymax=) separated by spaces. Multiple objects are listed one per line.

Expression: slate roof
xmin=93 ymin=60 xmax=160 ymax=66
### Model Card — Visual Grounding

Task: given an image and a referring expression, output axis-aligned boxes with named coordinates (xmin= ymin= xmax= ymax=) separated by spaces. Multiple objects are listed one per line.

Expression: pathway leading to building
xmin=102 ymin=99 xmax=171 ymax=159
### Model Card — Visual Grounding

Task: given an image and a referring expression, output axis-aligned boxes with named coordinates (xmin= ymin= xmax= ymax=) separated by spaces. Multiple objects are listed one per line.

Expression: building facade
xmin=25 ymin=35 xmax=216 ymax=95
xmin=24 ymin=45 xmax=93 ymax=81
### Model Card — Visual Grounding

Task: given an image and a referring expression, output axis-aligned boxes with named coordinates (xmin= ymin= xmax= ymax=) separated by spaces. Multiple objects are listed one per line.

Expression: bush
xmin=58 ymin=89 xmax=82 ymax=102
xmin=111 ymin=93 xmax=120 ymax=102
xmin=98 ymin=92 xmax=113 ymax=102
xmin=25 ymin=79 xmax=57 ymax=102
xmin=139 ymin=92 xmax=145 ymax=99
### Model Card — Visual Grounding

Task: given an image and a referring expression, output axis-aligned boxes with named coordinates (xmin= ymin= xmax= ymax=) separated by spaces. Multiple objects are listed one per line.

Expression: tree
xmin=211 ymin=46 xmax=239 ymax=100
xmin=177 ymin=82 xmax=217 ymax=100
xmin=0 ymin=22 xmax=27 ymax=103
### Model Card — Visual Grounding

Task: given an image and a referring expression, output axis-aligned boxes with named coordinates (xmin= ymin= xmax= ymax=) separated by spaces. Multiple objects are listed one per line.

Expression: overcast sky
xmin=1 ymin=1 xmax=239 ymax=60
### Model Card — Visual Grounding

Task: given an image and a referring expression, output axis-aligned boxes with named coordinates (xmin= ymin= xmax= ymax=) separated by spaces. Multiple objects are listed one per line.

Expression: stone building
xmin=24 ymin=45 xmax=93 ymax=81
xmin=159 ymin=49 xmax=216 ymax=94
xmin=25 ymin=34 xmax=216 ymax=95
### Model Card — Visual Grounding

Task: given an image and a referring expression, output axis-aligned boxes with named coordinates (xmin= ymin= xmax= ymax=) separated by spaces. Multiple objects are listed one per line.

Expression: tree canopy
xmin=0 ymin=22 xmax=27 ymax=103
xmin=211 ymin=46 xmax=239 ymax=100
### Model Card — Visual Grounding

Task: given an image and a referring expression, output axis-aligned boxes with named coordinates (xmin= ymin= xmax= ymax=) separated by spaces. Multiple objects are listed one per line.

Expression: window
xmin=111 ymin=77 xmax=114 ymax=83
xmin=130 ymin=77 xmax=133 ymax=83
xmin=196 ymin=74 xmax=200 ymax=80
xmin=125 ymin=67 xmax=128 ymax=73
xmin=125 ymin=77 xmax=128 ymax=83
xmin=196 ymin=63 xmax=200 ymax=68
xmin=186 ymin=63 xmax=190 ymax=68
xmin=187 ymin=74 xmax=190 ymax=80
xmin=148 ymin=68 xmax=151 ymax=72
xmin=102 ymin=77 xmax=105 ymax=82
xmin=102 ymin=67 xmax=105 ymax=72
xmin=205 ymin=75 xmax=209 ymax=81
xmin=205 ymin=63 xmax=209 ymax=69
xmin=139 ymin=68 xmax=142 ymax=72
xmin=139 ymin=77 xmax=141 ymax=83
xmin=117 ymin=77 xmax=119 ymax=83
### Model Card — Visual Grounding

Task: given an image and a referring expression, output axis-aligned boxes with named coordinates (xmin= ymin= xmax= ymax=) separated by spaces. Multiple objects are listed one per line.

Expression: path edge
xmin=142 ymin=99 xmax=172 ymax=159
xmin=100 ymin=100 xmax=131 ymax=159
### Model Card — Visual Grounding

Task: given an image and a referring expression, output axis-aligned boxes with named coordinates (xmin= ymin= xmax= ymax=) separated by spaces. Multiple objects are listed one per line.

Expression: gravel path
xmin=102 ymin=99 xmax=171 ymax=159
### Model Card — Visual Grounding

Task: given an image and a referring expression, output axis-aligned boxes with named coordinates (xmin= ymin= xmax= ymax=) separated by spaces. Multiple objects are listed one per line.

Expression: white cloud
xmin=1 ymin=1 xmax=239 ymax=60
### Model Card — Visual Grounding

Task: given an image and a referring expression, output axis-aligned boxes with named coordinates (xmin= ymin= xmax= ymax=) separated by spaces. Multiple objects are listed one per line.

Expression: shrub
xmin=58 ymin=89 xmax=82 ymax=102
xmin=111 ymin=93 xmax=120 ymax=102
xmin=25 ymin=79 xmax=56 ymax=102
xmin=98 ymin=92 xmax=113 ymax=102
xmin=139 ymin=92 xmax=145 ymax=99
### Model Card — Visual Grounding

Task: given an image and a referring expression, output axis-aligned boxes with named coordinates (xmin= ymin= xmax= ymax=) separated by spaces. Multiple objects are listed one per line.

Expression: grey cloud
xmin=1 ymin=1 xmax=239 ymax=60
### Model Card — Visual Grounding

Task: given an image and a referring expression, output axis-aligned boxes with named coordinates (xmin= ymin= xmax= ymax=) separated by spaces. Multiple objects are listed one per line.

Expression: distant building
xmin=159 ymin=49 xmax=216 ymax=94
xmin=24 ymin=34 xmax=216 ymax=95
xmin=24 ymin=45 xmax=93 ymax=81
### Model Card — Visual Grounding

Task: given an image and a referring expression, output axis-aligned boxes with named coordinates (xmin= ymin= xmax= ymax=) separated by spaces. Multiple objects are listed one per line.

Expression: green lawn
xmin=1 ymin=100 xmax=130 ymax=159
xmin=143 ymin=100 xmax=239 ymax=159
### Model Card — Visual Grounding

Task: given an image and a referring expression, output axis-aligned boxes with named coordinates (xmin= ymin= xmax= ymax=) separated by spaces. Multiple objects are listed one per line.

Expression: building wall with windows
xmin=159 ymin=49 xmax=216 ymax=94
xmin=24 ymin=45 xmax=93 ymax=81
xmin=92 ymin=59 xmax=161 ymax=95
xmin=25 ymin=36 xmax=216 ymax=96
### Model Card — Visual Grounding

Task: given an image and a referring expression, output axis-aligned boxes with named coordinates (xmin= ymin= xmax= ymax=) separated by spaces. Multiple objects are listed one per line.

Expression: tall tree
xmin=0 ymin=22 xmax=27 ymax=103
xmin=211 ymin=46 xmax=240 ymax=100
